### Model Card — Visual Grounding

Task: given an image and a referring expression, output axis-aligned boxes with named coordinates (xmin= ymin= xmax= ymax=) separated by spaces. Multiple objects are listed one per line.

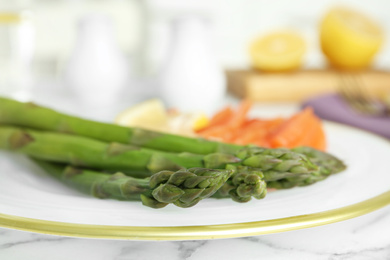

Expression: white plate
xmin=1 ymin=122 xmax=390 ymax=240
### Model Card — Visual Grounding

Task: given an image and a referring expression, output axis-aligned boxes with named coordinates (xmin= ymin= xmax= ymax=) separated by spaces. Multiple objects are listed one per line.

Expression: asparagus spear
xmin=292 ymin=146 xmax=346 ymax=176
xmin=33 ymin=159 xmax=234 ymax=208
xmin=267 ymin=146 xmax=346 ymax=189
xmin=0 ymin=126 xmax=318 ymax=183
xmin=0 ymin=126 xmax=225 ymax=176
xmin=0 ymin=97 xmax=241 ymax=154
xmin=213 ymin=166 xmax=267 ymax=202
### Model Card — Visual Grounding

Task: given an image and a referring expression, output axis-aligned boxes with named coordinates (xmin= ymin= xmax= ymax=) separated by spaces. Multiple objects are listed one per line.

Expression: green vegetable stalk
xmin=267 ymin=146 xmax=346 ymax=189
xmin=0 ymin=97 xmax=241 ymax=154
xmin=33 ymin=159 xmax=234 ymax=208
xmin=0 ymin=126 xmax=318 ymax=184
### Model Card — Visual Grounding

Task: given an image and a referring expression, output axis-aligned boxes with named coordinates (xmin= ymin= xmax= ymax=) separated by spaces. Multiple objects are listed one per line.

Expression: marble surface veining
xmin=1 ymin=206 xmax=390 ymax=260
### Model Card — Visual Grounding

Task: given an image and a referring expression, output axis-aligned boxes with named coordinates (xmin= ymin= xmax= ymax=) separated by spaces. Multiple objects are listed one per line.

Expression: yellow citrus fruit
xmin=168 ymin=112 xmax=210 ymax=136
xmin=115 ymin=99 xmax=209 ymax=136
xmin=115 ymin=98 xmax=169 ymax=131
xmin=320 ymin=7 xmax=383 ymax=70
xmin=192 ymin=113 xmax=209 ymax=131
xmin=249 ymin=31 xmax=306 ymax=72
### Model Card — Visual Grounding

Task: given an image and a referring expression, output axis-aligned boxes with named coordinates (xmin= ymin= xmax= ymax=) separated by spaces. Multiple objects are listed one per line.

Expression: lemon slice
xmin=115 ymin=99 xmax=169 ymax=131
xmin=249 ymin=31 xmax=306 ymax=72
xmin=320 ymin=7 xmax=383 ymax=69
xmin=168 ymin=112 xmax=209 ymax=136
xmin=192 ymin=113 xmax=209 ymax=131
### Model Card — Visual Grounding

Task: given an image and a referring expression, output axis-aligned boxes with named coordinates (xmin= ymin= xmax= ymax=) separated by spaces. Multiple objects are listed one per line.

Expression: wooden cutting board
xmin=226 ymin=69 xmax=390 ymax=102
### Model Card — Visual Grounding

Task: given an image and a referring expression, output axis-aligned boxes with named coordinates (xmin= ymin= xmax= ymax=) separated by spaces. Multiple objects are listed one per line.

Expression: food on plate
xmin=1 ymin=125 xmax=325 ymax=202
xmin=320 ymin=7 xmax=383 ymax=69
xmin=249 ymin=31 xmax=306 ymax=72
xmin=115 ymin=98 xmax=169 ymax=132
xmin=0 ymin=97 xmax=346 ymax=208
xmin=268 ymin=146 xmax=346 ymax=189
xmin=0 ymin=97 xmax=241 ymax=154
xmin=197 ymin=100 xmax=326 ymax=151
xmin=115 ymin=98 xmax=209 ymax=136
xmin=268 ymin=107 xmax=326 ymax=150
xmin=165 ymin=109 xmax=210 ymax=136
xmin=34 ymin=160 xmax=233 ymax=209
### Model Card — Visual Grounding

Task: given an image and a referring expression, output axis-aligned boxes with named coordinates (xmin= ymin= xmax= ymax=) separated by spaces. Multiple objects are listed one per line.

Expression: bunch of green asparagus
xmin=0 ymin=97 xmax=346 ymax=208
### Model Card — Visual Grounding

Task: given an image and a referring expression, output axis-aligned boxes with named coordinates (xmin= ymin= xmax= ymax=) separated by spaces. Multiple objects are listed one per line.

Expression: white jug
xmin=64 ymin=14 xmax=130 ymax=107
xmin=160 ymin=15 xmax=226 ymax=113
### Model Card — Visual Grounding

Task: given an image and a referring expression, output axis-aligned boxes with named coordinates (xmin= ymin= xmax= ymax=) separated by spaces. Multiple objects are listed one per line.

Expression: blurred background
xmin=0 ymin=0 xmax=389 ymax=121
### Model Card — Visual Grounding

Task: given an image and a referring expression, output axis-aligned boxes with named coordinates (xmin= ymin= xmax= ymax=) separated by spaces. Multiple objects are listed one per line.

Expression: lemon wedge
xmin=320 ymin=7 xmax=383 ymax=69
xmin=168 ymin=112 xmax=209 ymax=136
xmin=192 ymin=113 xmax=209 ymax=131
xmin=115 ymin=99 xmax=209 ymax=136
xmin=249 ymin=31 xmax=306 ymax=72
xmin=115 ymin=99 xmax=169 ymax=131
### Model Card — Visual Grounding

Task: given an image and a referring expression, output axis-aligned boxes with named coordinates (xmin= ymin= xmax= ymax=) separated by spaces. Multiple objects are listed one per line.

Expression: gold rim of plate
xmin=1 ymin=190 xmax=390 ymax=240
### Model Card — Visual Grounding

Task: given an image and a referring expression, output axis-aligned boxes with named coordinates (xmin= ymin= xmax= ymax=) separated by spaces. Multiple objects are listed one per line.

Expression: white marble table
xmin=1 ymin=205 xmax=390 ymax=260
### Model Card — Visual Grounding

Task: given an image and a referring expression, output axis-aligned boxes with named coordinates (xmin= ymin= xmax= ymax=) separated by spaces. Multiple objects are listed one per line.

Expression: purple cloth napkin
xmin=302 ymin=94 xmax=390 ymax=139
